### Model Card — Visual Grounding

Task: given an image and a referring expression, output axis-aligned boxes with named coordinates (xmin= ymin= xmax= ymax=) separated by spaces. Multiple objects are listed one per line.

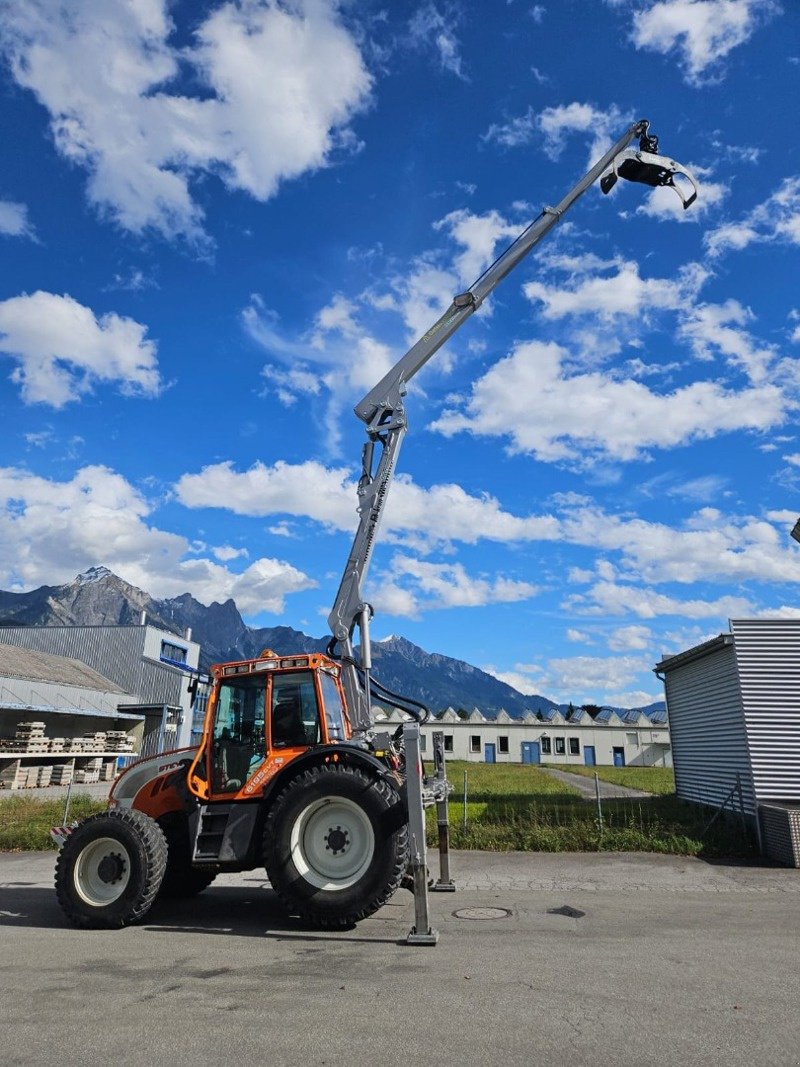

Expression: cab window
xmin=271 ymin=671 xmax=321 ymax=748
xmin=319 ymin=670 xmax=346 ymax=741
xmin=211 ymin=675 xmax=267 ymax=793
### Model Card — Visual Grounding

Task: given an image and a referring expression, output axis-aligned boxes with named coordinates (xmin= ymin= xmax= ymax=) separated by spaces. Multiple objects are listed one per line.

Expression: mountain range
xmin=0 ymin=567 xmax=664 ymax=719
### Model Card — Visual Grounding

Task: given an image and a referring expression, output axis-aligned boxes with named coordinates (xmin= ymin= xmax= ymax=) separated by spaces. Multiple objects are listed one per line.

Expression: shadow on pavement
xmin=0 ymin=882 xmax=410 ymax=944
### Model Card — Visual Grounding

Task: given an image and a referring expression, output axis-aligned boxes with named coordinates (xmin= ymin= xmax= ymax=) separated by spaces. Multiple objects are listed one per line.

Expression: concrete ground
xmin=541 ymin=767 xmax=653 ymax=799
xmin=1 ymin=850 xmax=798 ymax=1067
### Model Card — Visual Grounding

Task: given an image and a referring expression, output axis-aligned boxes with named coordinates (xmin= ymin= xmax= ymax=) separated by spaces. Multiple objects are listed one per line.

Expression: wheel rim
xmin=73 ymin=837 xmax=132 ymax=906
xmin=290 ymin=797 xmax=375 ymax=891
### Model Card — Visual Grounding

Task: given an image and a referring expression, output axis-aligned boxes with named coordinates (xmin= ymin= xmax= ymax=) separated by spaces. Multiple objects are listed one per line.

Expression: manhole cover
xmin=453 ymin=907 xmax=511 ymax=920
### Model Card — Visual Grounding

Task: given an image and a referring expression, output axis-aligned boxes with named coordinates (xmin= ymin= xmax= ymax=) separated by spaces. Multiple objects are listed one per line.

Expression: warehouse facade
xmin=0 ymin=622 xmax=200 ymax=749
xmin=378 ymin=705 xmax=671 ymax=767
xmin=655 ymin=618 xmax=800 ymax=865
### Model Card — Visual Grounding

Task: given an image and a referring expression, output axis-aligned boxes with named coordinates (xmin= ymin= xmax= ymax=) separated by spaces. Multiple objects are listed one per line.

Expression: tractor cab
xmin=187 ymin=650 xmax=352 ymax=801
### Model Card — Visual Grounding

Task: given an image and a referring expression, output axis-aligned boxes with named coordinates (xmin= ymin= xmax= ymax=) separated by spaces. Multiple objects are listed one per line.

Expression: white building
xmin=378 ymin=705 xmax=671 ymax=767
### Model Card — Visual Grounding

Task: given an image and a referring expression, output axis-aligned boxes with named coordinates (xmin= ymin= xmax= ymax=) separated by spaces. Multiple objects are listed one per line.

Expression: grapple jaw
xmin=600 ymin=123 xmax=699 ymax=210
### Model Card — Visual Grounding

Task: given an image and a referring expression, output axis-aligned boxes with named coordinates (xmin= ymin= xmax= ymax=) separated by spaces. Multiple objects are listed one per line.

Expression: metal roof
xmin=0 ymin=643 xmax=124 ymax=693
xmin=654 ymin=634 xmax=732 ymax=675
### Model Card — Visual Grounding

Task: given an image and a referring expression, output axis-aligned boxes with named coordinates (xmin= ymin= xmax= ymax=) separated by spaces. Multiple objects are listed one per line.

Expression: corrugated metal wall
xmin=662 ymin=642 xmax=756 ymax=814
xmin=0 ymin=626 xmax=184 ymax=707
xmin=731 ymin=619 xmax=800 ymax=802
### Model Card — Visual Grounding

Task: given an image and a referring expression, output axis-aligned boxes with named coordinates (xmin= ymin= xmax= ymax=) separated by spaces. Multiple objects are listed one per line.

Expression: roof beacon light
xmin=600 ymin=121 xmax=698 ymax=210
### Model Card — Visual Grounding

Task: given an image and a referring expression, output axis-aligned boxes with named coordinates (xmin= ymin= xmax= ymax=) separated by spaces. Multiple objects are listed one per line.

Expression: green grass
xmin=546 ymin=764 xmax=676 ymax=795
xmin=0 ymin=794 xmax=106 ymax=851
xmin=430 ymin=760 xmax=756 ymax=858
xmin=0 ymin=761 xmax=756 ymax=860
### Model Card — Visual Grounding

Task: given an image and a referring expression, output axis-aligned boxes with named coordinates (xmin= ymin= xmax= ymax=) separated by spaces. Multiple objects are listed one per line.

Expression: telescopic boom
xmin=327 ymin=119 xmax=696 ymax=732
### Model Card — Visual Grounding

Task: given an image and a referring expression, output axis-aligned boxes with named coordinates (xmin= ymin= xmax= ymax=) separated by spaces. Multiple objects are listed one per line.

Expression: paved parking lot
xmin=1 ymin=849 xmax=798 ymax=1067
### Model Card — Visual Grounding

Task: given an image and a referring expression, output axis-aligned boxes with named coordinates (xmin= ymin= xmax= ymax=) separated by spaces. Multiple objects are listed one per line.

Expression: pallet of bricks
xmin=73 ymin=757 xmax=103 ymax=785
xmin=0 ymin=722 xmax=49 ymax=754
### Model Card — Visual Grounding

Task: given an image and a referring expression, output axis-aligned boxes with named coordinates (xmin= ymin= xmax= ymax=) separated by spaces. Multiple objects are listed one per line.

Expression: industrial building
xmin=656 ymin=618 xmax=800 ymax=866
xmin=378 ymin=705 xmax=671 ymax=767
xmin=0 ymin=622 xmax=200 ymax=752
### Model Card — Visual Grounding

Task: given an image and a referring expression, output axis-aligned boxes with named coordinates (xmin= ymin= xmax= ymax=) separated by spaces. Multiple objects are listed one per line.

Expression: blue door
xmin=484 ymin=743 xmax=496 ymax=764
xmin=613 ymin=747 xmax=625 ymax=767
xmin=584 ymin=745 xmax=596 ymax=766
xmin=521 ymin=741 xmax=540 ymax=765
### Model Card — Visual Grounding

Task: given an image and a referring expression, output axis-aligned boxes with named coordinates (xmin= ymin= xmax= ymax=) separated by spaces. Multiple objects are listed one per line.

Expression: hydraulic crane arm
xmin=327 ymin=119 xmax=696 ymax=732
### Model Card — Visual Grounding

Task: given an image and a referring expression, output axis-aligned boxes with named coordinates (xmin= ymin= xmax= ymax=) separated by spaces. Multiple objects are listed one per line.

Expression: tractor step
xmin=193 ymin=803 xmax=234 ymax=861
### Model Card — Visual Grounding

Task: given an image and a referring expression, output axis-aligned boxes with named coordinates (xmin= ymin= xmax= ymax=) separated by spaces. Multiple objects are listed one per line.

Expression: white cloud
xmin=0 ymin=291 xmax=161 ymax=407
xmin=536 ymin=101 xmax=630 ymax=167
xmin=429 ymin=338 xmax=787 ymax=464
xmin=0 ymin=199 xmax=33 ymax=238
xmin=212 ymin=544 xmax=248 ymax=562
xmin=627 ymin=0 xmax=780 ymax=86
xmin=371 ymin=555 xmax=538 ymax=618
xmin=705 ymin=176 xmax=800 ymax=258
xmin=175 ymin=459 xmax=562 ymax=548
xmin=482 ymin=107 xmax=538 ymax=149
xmin=678 ymin=299 xmax=777 ymax=383
xmin=565 ymin=579 xmax=752 ymax=620
xmin=0 ymin=465 xmax=315 ymax=614
xmin=0 ymin=0 xmax=371 ymax=242
xmin=408 ymin=4 xmax=465 ymax=78
xmin=607 ymin=624 xmax=652 ymax=651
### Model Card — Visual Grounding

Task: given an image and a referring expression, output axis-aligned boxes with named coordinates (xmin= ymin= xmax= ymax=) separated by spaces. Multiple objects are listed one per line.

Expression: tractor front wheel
xmin=54 ymin=808 xmax=168 ymax=929
xmin=263 ymin=763 xmax=408 ymax=928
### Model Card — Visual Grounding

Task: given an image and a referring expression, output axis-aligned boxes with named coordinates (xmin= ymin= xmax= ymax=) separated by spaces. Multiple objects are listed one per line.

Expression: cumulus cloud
xmin=0 ymin=291 xmax=162 ymax=407
xmin=429 ymin=338 xmax=787 ymax=464
xmin=705 ymin=176 xmax=800 ymax=258
xmin=624 ymin=0 xmax=780 ymax=86
xmin=0 ymin=0 xmax=371 ymax=243
xmin=564 ymin=579 xmax=752 ymax=620
xmin=0 ymin=465 xmax=315 ymax=614
xmin=0 ymin=199 xmax=33 ymax=238
xmin=370 ymin=555 xmax=538 ymax=617
xmin=174 ymin=459 xmax=561 ymax=548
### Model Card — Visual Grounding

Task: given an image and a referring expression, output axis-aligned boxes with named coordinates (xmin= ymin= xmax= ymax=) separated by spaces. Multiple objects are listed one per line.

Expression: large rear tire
xmin=55 ymin=808 xmax=168 ymax=929
xmin=263 ymin=763 xmax=408 ymax=928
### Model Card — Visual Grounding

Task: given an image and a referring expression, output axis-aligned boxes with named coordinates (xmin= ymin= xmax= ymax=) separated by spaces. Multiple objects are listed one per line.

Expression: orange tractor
xmin=52 ymin=120 xmax=696 ymax=939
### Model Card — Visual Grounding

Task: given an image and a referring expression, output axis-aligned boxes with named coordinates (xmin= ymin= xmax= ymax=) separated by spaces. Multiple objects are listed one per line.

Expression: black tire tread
xmin=263 ymin=762 xmax=409 ymax=929
xmin=54 ymin=808 xmax=168 ymax=929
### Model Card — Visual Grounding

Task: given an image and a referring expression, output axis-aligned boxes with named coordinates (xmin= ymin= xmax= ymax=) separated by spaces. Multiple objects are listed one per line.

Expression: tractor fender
xmin=109 ymin=747 xmax=199 ymax=820
xmin=260 ymin=744 xmax=404 ymax=808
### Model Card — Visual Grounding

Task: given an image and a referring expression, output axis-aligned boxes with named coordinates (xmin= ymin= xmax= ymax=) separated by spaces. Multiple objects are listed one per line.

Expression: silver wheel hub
xmin=74 ymin=836 xmax=132 ymax=906
xmin=290 ymin=797 xmax=375 ymax=891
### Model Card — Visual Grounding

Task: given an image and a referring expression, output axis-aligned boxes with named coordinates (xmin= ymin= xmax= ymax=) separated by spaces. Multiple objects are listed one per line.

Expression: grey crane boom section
xmin=326 ymin=119 xmax=665 ymax=732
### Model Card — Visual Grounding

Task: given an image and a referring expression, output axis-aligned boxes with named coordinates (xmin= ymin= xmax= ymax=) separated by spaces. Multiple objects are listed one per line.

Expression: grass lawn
xmin=0 ymin=761 xmax=756 ymax=860
xmin=546 ymin=764 xmax=676 ymax=795
xmin=0 ymin=794 xmax=106 ymax=851
xmin=433 ymin=760 xmax=755 ymax=859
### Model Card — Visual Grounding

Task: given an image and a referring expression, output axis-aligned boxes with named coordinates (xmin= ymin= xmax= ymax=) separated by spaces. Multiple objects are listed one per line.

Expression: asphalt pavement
xmin=1 ymin=849 xmax=798 ymax=1067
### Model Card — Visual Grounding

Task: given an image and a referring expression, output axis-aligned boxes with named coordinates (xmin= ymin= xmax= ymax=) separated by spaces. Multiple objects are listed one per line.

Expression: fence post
xmin=594 ymin=772 xmax=603 ymax=828
xmin=463 ymin=770 xmax=468 ymax=832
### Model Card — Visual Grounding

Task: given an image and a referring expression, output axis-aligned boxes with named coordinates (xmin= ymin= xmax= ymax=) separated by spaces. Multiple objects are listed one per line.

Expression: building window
xmin=470 ymin=735 xmax=481 ymax=753
xmin=626 ymin=732 xmax=639 ymax=746
xmin=555 ymin=737 xmax=565 ymax=755
xmin=498 ymin=735 xmax=509 ymax=754
xmin=569 ymin=737 xmax=580 ymax=755
xmin=540 ymin=736 xmax=551 ymax=754
xmin=419 ymin=734 xmax=427 ymax=752
xmin=161 ymin=640 xmax=187 ymax=665
xmin=444 ymin=735 xmax=454 ymax=753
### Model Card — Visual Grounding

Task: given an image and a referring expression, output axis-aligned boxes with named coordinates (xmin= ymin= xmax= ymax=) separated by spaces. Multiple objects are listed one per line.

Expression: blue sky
xmin=1 ymin=0 xmax=799 ymax=708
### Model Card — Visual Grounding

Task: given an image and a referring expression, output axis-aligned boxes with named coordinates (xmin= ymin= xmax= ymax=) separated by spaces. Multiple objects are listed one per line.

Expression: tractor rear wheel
xmin=157 ymin=812 xmax=218 ymax=898
xmin=263 ymin=762 xmax=408 ymax=928
xmin=55 ymin=808 xmax=168 ymax=929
